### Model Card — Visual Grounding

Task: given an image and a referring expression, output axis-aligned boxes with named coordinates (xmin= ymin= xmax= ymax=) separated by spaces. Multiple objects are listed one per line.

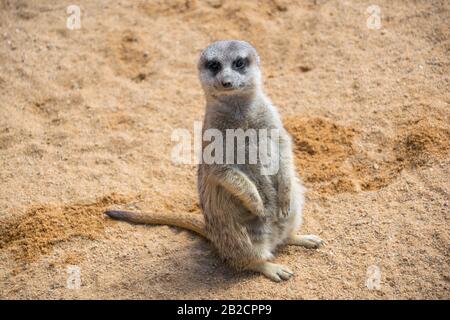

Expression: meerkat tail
xmin=105 ymin=210 xmax=208 ymax=239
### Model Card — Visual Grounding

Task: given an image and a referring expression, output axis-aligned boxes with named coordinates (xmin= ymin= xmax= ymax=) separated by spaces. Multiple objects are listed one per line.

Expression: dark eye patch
xmin=232 ymin=57 xmax=248 ymax=70
xmin=205 ymin=60 xmax=221 ymax=73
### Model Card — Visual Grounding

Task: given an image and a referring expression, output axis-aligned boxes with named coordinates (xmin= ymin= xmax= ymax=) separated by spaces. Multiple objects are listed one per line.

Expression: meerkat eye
xmin=206 ymin=60 xmax=221 ymax=73
xmin=233 ymin=57 xmax=247 ymax=70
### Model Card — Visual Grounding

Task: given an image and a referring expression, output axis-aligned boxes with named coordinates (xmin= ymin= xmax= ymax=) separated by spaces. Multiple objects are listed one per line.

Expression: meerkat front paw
xmin=277 ymin=180 xmax=292 ymax=218
xmin=278 ymin=193 xmax=291 ymax=218
xmin=287 ymin=234 xmax=324 ymax=249
xmin=254 ymin=201 xmax=268 ymax=217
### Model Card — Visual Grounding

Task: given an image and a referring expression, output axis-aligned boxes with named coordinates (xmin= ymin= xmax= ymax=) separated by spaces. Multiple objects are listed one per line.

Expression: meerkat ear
xmin=246 ymin=42 xmax=260 ymax=67
xmin=197 ymin=56 xmax=207 ymax=71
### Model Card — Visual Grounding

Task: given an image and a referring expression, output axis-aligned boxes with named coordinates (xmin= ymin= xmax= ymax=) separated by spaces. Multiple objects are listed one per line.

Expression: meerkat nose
xmin=221 ymin=81 xmax=232 ymax=88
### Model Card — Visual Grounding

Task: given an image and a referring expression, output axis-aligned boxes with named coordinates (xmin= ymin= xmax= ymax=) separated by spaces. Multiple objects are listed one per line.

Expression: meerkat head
xmin=198 ymin=40 xmax=262 ymax=99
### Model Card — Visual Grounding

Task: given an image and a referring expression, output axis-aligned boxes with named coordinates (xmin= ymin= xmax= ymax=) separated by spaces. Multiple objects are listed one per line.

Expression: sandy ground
xmin=0 ymin=0 xmax=449 ymax=299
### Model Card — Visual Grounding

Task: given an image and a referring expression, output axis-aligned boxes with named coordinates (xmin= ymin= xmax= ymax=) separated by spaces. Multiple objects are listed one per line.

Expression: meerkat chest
xmin=202 ymin=104 xmax=282 ymax=171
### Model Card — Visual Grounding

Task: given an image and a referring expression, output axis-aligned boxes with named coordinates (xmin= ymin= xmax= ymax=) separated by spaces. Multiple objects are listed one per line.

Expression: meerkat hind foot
xmin=287 ymin=234 xmax=324 ymax=249
xmin=248 ymin=261 xmax=294 ymax=282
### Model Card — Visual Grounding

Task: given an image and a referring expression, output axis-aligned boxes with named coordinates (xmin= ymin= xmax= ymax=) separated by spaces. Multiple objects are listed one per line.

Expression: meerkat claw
xmin=277 ymin=205 xmax=290 ymax=218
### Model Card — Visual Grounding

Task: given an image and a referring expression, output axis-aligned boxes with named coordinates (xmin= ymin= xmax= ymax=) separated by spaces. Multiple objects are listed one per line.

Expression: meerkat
xmin=106 ymin=40 xmax=323 ymax=282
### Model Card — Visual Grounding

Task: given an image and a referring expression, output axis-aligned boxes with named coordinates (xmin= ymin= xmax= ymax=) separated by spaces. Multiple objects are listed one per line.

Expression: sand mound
xmin=285 ymin=117 xmax=359 ymax=194
xmin=286 ymin=117 xmax=449 ymax=194
xmin=0 ymin=193 xmax=133 ymax=262
xmin=394 ymin=118 xmax=450 ymax=166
